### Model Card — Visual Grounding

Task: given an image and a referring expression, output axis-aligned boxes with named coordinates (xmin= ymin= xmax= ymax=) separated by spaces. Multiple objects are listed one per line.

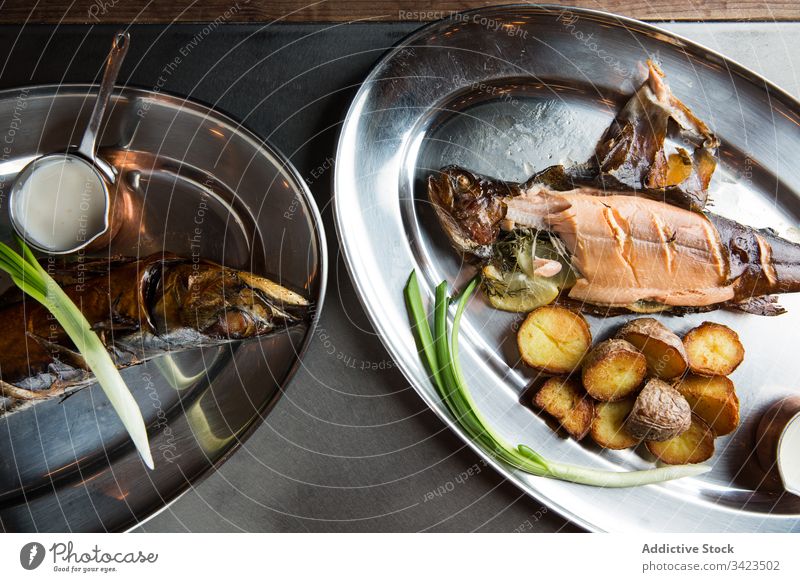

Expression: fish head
xmin=186 ymin=268 xmax=309 ymax=339
xmin=427 ymin=166 xmax=517 ymax=258
xmin=150 ymin=261 xmax=309 ymax=340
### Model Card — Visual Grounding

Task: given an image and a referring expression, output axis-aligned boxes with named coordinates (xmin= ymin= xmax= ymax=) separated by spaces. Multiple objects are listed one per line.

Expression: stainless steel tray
xmin=0 ymin=85 xmax=327 ymax=532
xmin=334 ymin=5 xmax=800 ymax=532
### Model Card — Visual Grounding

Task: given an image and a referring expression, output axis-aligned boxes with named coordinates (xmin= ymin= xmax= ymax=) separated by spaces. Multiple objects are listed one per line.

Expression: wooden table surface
xmin=0 ymin=0 xmax=798 ymax=23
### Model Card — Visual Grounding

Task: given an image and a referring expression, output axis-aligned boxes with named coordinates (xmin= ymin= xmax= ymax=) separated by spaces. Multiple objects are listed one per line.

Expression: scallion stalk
xmin=404 ymin=270 xmax=709 ymax=487
xmin=0 ymin=239 xmax=154 ymax=469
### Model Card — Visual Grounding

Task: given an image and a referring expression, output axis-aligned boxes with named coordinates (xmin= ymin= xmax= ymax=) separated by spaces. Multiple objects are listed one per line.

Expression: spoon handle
xmin=77 ymin=31 xmax=129 ymax=160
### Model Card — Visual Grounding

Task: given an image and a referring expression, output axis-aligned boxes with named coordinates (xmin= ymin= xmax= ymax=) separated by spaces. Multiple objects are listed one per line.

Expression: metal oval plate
xmin=0 ymin=85 xmax=327 ymax=532
xmin=334 ymin=5 xmax=800 ymax=532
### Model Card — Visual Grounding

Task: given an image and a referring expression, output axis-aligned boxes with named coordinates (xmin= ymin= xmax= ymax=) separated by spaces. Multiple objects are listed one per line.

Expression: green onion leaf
xmin=404 ymin=270 xmax=710 ymax=487
xmin=0 ymin=240 xmax=154 ymax=469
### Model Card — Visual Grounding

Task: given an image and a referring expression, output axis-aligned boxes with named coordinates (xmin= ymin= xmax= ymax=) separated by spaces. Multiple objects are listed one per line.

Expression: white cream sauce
xmin=778 ymin=414 xmax=800 ymax=496
xmin=12 ymin=155 xmax=107 ymax=252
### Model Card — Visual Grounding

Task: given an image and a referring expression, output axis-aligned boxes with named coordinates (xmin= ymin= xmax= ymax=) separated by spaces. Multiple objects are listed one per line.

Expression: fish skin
xmin=593 ymin=60 xmax=719 ymax=211
xmin=428 ymin=166 xmax=800 ymax=314
xmin=0 ymin=254 xmax=308 ymax=395
xmin=707 ymin=213 xmax=800 ymax=301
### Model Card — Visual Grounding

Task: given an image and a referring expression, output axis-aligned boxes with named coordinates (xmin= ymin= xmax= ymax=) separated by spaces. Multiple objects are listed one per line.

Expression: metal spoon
xmin=8 ymin=31 xmax=130 ymax=254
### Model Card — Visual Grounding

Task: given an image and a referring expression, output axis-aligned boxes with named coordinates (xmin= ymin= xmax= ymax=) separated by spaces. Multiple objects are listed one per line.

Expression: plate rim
xmin=333 ymin=4 xmax=800 ymax=533
xmin=0 ymin=82 xmax=329 ymax=532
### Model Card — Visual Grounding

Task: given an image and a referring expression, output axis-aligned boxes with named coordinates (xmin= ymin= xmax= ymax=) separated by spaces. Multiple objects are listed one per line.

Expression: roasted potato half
xmin=590 ymin=399 xmax=639 ymax=450
xmin=518 ymin=306 xmax=592 ymax=374
xmin=646 ymin=414 xmax=715 ymax=465
xmin=625 ymin=378 xmax=691 ymax=442
xmin=676 ymin=374 xmax=740 ymax=436
xmin=683 ymin=321 xmax=745 ymax=376
xmin=533 ymin=377 xmax=595 ymax=440
xmin=582 ymin=339 xmax=647 ymax=401
xmin=617 ymin=318 xmax=688 ymax=379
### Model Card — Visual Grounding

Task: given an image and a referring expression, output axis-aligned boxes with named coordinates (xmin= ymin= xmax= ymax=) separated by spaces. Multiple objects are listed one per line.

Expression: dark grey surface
xmin=1 ymin=21 xmax=797 ymax=532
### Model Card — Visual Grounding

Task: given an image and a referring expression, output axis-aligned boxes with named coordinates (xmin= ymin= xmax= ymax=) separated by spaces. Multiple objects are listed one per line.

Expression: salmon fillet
xmin=504 ymin=186 xmax=735 ymax=307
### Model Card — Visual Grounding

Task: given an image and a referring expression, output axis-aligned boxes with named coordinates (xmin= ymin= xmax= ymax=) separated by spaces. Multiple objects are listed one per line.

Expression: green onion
xmin=0 ymin=239 xmax=154 ymax=469
xmin=404 ymin=270 xmax=710 ymax=487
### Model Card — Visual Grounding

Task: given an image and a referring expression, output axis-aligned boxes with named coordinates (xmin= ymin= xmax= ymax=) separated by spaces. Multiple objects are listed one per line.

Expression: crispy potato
xmin=534 ymin=377 xmax=595 ymax=440
xmin=581 ymin=339 xmax=647 ymax=401
xmin=683 ymin=321 xmax=745 ymax=376
xmin=617 ymin=318 xmax=688 ymax=379
xmin=676 ymin=374 xmax=740 ymax=436
xmin=590 ymin=399 xmax=639 ymax=450
xmin=517 ymin=306 xmax=592 ymax=374
xmin=646 ymin=415 xmax=715 ymax=464
xmin=625 ymin=378 xmax=691 ymax=442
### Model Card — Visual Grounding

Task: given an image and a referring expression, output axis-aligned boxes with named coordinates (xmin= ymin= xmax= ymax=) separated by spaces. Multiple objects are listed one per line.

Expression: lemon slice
xmin=482 ymin=265 xmax=560 ymax=312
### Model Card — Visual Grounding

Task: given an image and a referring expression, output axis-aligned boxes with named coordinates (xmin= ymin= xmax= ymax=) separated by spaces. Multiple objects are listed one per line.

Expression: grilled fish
xmin=0 ymin=254 xmax=309 ymax=402
xmin=428 ymin=165 xmax=800 ymax=315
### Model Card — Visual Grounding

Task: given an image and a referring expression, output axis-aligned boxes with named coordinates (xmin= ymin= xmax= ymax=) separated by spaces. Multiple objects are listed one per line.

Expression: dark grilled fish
xmin=0 ymin=254 xmax=308 ymax=402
